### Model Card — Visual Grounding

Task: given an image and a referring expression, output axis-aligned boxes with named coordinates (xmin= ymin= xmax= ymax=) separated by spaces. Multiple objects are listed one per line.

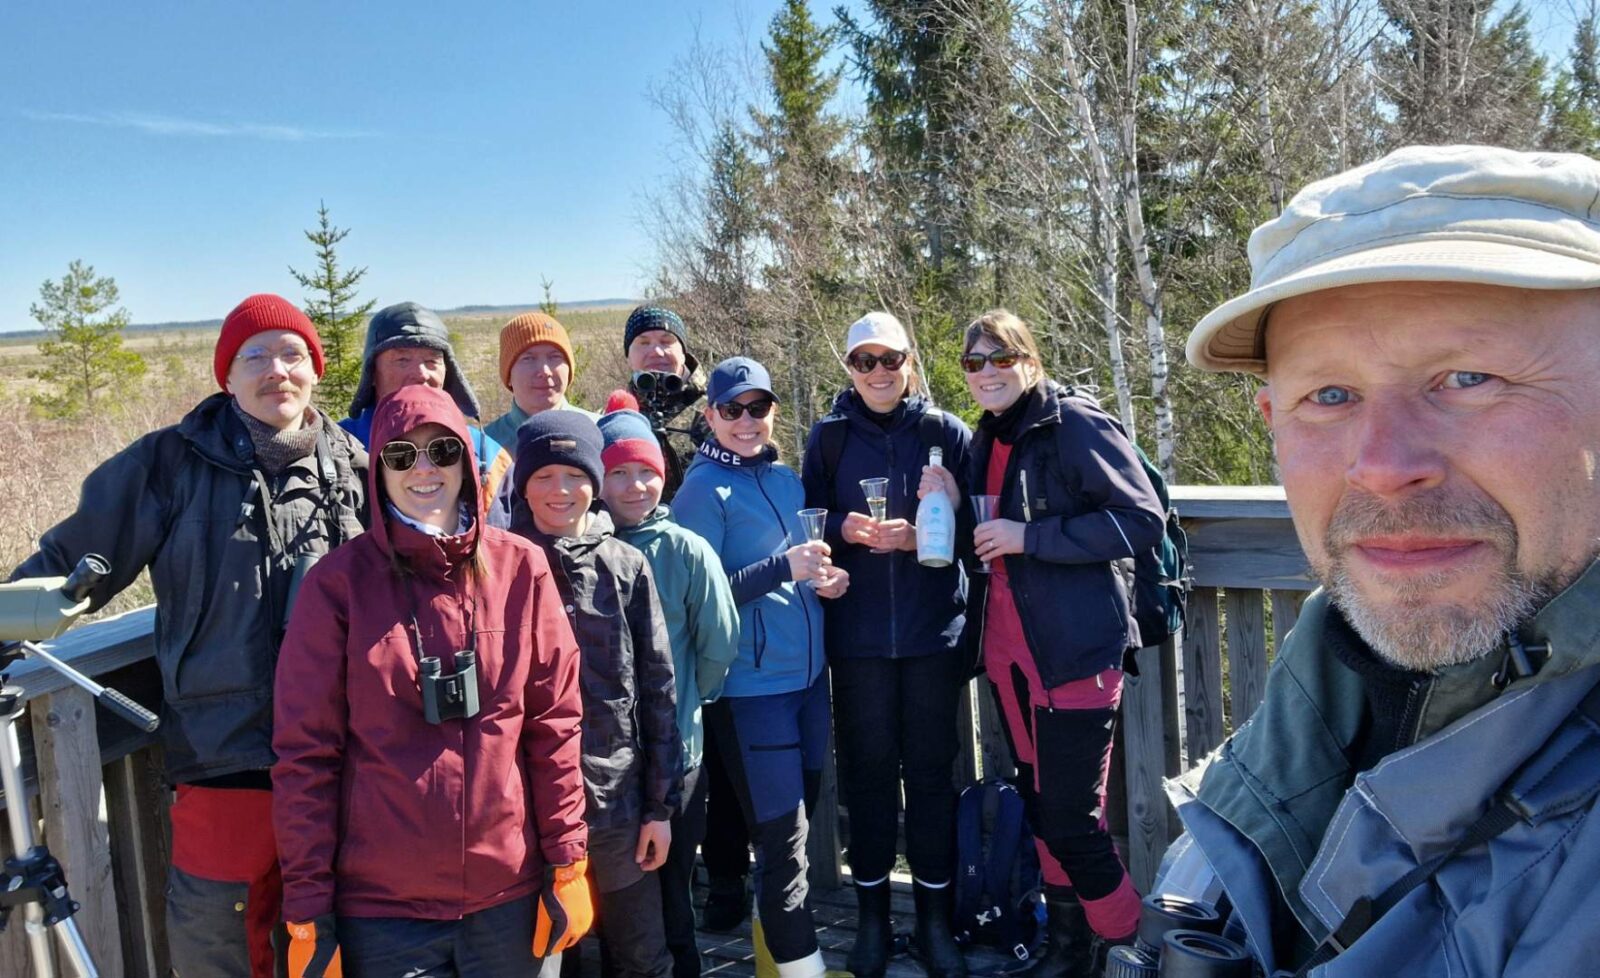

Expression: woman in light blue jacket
xmin=672 ymin=357 xmax=848 ymax=978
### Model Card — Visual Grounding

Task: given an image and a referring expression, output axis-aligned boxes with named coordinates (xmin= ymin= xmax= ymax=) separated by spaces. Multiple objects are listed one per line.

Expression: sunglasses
xmin=714 ymin=398 xmax=776 ymax=421
xmin=380 ymin=436 xmax=465 ymax=471
xmin=847 ymin=350 xmax=908 ymax=373
xmin=960 ymin=349 xmax=1027 ymax=373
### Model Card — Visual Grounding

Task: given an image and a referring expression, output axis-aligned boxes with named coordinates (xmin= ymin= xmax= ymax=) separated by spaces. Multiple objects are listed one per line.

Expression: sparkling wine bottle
xmin=916 ymin=446 xmax=954 ymax=568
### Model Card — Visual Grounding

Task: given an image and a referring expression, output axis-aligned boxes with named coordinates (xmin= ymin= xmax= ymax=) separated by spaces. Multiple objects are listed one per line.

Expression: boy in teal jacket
xmin=598 ymin=404 xmax=740 ymax=978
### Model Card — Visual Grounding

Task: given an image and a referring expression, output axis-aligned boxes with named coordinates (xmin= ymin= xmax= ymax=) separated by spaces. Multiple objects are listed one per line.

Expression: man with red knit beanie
xmin=11 ymin=292 xmax=369 ymax=978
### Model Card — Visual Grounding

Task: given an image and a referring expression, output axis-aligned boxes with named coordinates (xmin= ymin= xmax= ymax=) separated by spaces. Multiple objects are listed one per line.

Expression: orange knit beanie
xmin=498 ymin=312 xmax=574 ymax=389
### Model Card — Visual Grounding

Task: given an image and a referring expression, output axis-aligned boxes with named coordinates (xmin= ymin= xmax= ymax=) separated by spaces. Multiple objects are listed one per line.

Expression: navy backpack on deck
xmin=952 ymin=779 xmax=1045 ymax=973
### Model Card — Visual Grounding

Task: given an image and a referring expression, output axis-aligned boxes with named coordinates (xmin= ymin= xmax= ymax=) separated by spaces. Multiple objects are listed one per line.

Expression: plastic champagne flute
xmin=859 ymin=478 xmax=890 ymax=554
xmin=972 ymin=495 xmax=1000 ymax=574
xmin=798 ymin=507 xmax=828 ymax=589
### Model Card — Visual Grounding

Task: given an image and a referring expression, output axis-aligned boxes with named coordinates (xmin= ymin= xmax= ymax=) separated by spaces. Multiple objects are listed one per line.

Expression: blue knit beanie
xmin=515 ymin=411 xmax=605 ymax=493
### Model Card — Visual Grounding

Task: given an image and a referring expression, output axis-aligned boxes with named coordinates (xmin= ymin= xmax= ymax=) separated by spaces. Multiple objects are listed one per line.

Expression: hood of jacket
xmin=349 ymin=302 xmax=483 ymax=420
xmin=368 ymin=385 xmax=483 ymax=575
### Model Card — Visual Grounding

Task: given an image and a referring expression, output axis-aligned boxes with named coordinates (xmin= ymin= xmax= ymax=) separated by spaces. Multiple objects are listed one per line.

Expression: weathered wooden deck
xmin=582 ymin=871 xmax=1023 ymax=978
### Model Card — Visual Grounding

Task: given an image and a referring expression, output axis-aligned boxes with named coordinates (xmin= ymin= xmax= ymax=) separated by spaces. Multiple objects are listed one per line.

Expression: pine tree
xmin=540 ymin=276 xmax=559 ymax=316
xmin=29 ymin=260 xmax=146 ymax=419
xmin=289 ymin=202 xmax=373 ymax=413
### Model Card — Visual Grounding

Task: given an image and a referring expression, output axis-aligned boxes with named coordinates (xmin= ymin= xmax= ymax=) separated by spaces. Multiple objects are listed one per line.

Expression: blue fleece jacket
xmin=672 ymin=439 xmax=825 ymax=697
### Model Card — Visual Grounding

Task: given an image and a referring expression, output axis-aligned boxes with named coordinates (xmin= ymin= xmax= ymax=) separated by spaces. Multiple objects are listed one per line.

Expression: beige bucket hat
xmin=1186 ymin=144 xmax=1600 ymax=375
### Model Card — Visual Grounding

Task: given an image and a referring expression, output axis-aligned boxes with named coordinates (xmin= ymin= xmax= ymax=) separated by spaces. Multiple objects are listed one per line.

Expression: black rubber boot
xmin=1038 ymin=895 xmax=1094 ymax=978
xmin=849 ymin=882 xmax=894 ymax=978
xmin=702 ymin=874 xmax=749 ymax=933
xmin=911 ymin=883 xmax=967 ymax=978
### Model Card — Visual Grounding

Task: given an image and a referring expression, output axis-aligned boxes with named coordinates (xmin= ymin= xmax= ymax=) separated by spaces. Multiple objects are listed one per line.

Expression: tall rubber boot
xmin=911 ymin=882 xmax=967 ymax=978
xmin=1038 ymin=894 xmax=1094 ymax=978
xmin=848 ymin=881 xmax=893 ymax=978
xmin=704 ymin=874 xmax=750 ymax=933
xmin=753 ymin=913 xmax=781 ymax=978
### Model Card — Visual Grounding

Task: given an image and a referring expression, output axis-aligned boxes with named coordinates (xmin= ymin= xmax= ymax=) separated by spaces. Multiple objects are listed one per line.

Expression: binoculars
xmin=419 ymin=650 xmax=480 ymax=724
xmin=1103 ymin=895 xmax=1252 ymax=978
xmin=631 ymin=370 xmax=687 ymax=397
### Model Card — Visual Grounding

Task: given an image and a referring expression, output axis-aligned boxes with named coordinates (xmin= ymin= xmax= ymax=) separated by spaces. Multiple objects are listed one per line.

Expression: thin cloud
xmin=22 ymin=109 xmax=375 ymax=141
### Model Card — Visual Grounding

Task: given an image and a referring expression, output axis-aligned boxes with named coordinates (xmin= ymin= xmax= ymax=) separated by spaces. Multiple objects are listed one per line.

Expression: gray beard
xmin=1314 ymin=489 xmax=1560 ymax=673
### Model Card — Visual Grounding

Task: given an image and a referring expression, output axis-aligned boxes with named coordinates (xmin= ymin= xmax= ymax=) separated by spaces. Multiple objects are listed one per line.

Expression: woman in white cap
xmin=800 ymin=313 xmax=973 ymax=978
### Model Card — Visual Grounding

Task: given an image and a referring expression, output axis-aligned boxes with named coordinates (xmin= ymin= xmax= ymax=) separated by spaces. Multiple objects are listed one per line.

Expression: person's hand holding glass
xmin=971 ymin=495 xmax=1001 ymax=573
xmin=842 ymin=477 xmax=916 ymax=554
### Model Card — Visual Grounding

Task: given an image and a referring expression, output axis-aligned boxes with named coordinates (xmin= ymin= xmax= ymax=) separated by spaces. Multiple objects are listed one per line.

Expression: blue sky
xmin=0 ymin=2 xmax=1582 ymax=333
xmin=1 ymin=2 xmax=799 ymax=330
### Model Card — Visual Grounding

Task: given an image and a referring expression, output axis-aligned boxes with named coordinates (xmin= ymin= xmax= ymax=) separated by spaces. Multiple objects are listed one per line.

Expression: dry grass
xmin=0 ymin=304 xmax=634 ymax=615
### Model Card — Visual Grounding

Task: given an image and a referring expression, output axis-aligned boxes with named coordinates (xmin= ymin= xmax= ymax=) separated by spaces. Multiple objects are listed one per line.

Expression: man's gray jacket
xmin=1155 ymin=563 xmax=1600 ymax=976
xmin=12 ymin=394 xmax=367 ymax=783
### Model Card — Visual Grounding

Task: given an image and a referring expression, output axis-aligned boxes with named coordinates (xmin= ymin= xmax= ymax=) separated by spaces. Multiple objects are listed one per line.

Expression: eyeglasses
xmin=960 ymin=349 xmax=1027 ymax=373
xmin=233 ymin=345 xmax=311 ymax=376
xmin=714 ymin=398 xmax=776 ymax=421
xmin=847 ymin=350 xmax=907 ymax=373
xmin=380 ymin=436 xmax=465 ymax=471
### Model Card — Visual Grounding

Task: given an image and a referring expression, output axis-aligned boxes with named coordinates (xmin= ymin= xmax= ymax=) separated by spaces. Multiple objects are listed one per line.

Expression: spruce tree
xmin=28 ymin=260 xmax=146 ymax=419
xmin=289 ymin=202 xmax=373 ymax=413
xmin=1544 ymin=2 xmax=1600 ymax=153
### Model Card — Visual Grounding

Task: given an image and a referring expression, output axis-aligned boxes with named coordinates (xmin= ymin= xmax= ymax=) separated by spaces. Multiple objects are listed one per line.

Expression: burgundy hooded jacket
xmin=273 ymin=384 xmax=587 ymax=921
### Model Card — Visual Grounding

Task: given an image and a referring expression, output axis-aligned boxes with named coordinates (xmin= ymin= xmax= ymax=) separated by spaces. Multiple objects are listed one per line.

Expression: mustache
xmin=1325 ymin=488 xmax=1517 ymax=550
xmin=256 ymin=384 xmax=301 ymax=396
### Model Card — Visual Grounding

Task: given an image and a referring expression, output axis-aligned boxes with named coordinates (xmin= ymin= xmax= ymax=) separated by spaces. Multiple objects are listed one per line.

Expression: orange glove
xmin=286 ymin=914 xmax=342 ymax=977
xmin=533 ymin=858 xmax=594 ymax=958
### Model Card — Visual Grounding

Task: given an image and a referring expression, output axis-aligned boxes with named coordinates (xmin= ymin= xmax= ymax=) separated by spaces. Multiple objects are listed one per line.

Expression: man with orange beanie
xmin=10 ymin=293 xmax=369 ymax=977
xmin=485 ymin=311 xmax=600 ymax=448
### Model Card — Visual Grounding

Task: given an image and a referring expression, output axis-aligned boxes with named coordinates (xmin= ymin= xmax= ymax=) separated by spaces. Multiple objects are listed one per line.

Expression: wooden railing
xmin=0 ymin=487 xmax=1309 ymax=974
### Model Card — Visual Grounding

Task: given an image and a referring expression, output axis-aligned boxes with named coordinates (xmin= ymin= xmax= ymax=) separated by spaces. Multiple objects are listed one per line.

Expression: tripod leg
xmin=24 ymin=900 xmax=57 ymax=978
xmin=52 ymin=916 xmax=98 ymax=978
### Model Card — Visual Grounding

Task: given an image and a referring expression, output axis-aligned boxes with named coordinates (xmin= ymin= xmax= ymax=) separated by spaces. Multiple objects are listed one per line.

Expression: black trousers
xmin=701 ymin=718 xmax=752 ymax=881
xmin=831 ymin=650 xmax=965 ymax=884
xmin=660 ymin=764 xmax=708 ymax=978
xmin=336 ymin=893 xmax=544 ymax=978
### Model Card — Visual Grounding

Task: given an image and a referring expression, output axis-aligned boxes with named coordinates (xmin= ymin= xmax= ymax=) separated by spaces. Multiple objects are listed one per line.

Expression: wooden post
xmin=1270 ymin=589 xmax=1305 ymax=658
xmin=1180 ymin=588 xmax=1224 ymax=765
xmin=1120 ymin=643 xmax=1172 ymax=893
xmin=105 ymin=746 xmax=171 ymax=978
xmin=30 ymin=687 xmax=125 ymax=976
xmin=1225 ymin=590 xmax=1269 ymax=727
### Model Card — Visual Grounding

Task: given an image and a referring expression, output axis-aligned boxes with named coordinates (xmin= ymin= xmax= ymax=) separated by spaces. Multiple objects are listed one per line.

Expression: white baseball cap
xmin=1187 ymin=144 xmax=1600 ymax=375
xmin=846 ymin=312 xmax=912 ymax=356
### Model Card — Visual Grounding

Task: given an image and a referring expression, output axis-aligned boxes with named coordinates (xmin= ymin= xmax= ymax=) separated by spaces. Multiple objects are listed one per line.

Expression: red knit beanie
xmin=213 ymin=294 xmax=325 ymax=390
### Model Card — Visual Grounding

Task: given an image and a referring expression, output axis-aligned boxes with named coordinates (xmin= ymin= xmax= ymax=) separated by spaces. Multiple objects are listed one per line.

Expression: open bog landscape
xmin=0 ymin=302 xmax=633 ymax=610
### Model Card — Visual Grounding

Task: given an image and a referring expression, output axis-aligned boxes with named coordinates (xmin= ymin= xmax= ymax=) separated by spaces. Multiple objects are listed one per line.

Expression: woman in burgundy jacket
xmin=273 ymin=384 xmax=589 ymax=977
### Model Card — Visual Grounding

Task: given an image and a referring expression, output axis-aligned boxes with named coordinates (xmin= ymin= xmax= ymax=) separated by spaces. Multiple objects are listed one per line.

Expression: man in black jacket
xmin=11 ymin=293 xmax=367 ymax=978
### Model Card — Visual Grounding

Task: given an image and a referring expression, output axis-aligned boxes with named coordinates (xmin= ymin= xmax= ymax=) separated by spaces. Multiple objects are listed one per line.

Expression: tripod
xmin=0 ymin=556 xmax=160 ymax=978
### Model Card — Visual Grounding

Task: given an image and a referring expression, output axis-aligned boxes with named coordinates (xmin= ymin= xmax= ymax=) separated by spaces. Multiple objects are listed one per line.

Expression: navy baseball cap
xmin=706 ymin=357 xmax=778 ymax=406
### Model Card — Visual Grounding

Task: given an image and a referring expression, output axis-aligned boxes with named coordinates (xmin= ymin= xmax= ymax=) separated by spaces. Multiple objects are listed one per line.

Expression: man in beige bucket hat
xmin=1150 ymin=146 xmax=1600 ymax=977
